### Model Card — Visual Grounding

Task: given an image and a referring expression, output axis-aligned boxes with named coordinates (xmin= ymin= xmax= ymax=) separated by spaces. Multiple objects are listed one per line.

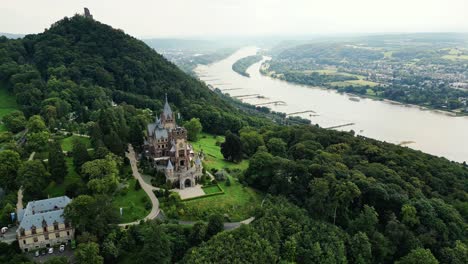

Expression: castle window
xmin=20 ymin=228 xmax=25 ymax=236
xmin=56 ymin=233 xmax=60 ymax=238
xmin=42 ymin=219 xmax=48 ymax=232
xmin=33 ymin=237 xmax=38 ymax=242
xmin=31 ymin=226 xmax=37 ymax=235
xmin=54 ymin=221 xmax=59 ymax=231
xmin=23 ymin=240 xmax=26 ymax=244
xmin=44 ymin=233 xmax=49 ymax=240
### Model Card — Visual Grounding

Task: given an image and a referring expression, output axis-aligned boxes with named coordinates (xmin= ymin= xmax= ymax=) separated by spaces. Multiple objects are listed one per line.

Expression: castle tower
xmin=160 ymin=94 xmax=175 ymax=130
xmin=166 ymin=160 xmax=174 ymax=178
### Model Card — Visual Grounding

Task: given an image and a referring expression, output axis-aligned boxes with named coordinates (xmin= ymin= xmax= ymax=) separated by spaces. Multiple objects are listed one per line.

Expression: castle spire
xmin=163 ymin=93 xmax=173 ymax=119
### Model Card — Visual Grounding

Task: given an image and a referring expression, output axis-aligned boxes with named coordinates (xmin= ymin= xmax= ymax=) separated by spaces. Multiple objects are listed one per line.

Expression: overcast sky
xmin=1 ymin=0 xmax=468 ymax=38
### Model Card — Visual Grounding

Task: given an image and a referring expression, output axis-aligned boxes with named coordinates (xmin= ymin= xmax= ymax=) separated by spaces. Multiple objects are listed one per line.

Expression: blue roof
xmin=17 ymin=196 xmax=71 ymax=232
xmin=166 ymin=160 xmax=173 ymax=170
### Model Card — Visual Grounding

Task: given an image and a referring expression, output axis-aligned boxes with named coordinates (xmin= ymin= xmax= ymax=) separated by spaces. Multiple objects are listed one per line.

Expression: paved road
xmin=16 ymin=152 xmax=35 ymax=212
xmin=118 ymin=145 xmax=160 ymax=227
xmin=0 ymin=226 xmax=18 ymax=244
xmin=178 ymin=216 xmax=255 ymax=231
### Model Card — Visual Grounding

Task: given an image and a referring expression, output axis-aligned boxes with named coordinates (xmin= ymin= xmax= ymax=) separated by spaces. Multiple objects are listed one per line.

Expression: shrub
xmin=144 ymin=200 xmax=152 ymax=210
xmin=120 ymin=186 xmax=129 ymax=196
xmin=134 ymin=180 xmax=141 ymax=190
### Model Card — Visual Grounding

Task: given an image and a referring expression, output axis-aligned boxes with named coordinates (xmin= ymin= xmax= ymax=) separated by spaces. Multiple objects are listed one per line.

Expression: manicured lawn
xmin=60 ymin=135 xmax=91 ymax=152
xmin=0 ymin=88 xmax=18 ymax=132
xmin=202 ymin=184 xmax=223 ymax=195
xmin=45 ymin=157 xmax=82 ymax=197
xmin=182 ymin=175 xmax=262 ymax=221
xmin=113 ymin=178 xmax=150 ymax=223
xmin=191 ymin=133 xmax=249 ymax=171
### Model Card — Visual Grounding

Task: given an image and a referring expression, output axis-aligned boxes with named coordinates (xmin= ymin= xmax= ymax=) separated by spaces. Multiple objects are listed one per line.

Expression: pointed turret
xmin=166 ymin=160 xmax=173 ymax=170
xmin=163 ymin=93 xmax=173 ymax=119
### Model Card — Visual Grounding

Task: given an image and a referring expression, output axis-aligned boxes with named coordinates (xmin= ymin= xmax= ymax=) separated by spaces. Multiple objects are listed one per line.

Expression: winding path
xmin=177 ymin=216 xmax=255 ymax=230
xmin=118 ymin=145 xmax=160 ymax=227
xmin=117 ymin=145 xmax=255 ymax=230
xmin=16 ymin=152 xmax=35 ymax=212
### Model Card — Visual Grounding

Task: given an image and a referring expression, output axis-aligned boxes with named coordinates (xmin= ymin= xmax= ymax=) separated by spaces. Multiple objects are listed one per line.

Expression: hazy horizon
xmin=1 ymin=0 xmax=468 ymax=38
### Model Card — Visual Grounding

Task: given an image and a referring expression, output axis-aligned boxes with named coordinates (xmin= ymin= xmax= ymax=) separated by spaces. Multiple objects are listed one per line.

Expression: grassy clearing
xmin=366 ymin=89 xmax=377 ymax=96
xmin=330 ymin=79 xmax=379 ymax=87
xmin=45 ymin=157 xmax=82 ymax=197
xmin=182 ymin=175 xmax=262 ymax=221
xmin=191 ymin=133 xmax=249 ymax=172
xmin=60 ymin=135 xmax=91 ymax=152
xmin=202 ymin=185 xmax=223 ymax=195
xmin=113 ymin=178 xmax=150 ymax=223
xmin=0 ymin=88 xmax=18 ymax=132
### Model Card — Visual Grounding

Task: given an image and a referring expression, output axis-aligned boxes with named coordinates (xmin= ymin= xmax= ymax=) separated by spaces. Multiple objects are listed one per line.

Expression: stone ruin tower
xmin=84 ymin=8 xmax=93 ymax=19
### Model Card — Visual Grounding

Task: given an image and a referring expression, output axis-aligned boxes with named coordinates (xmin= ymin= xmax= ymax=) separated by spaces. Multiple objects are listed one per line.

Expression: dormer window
xmin=31 ymin=226 xmax=37 ymax=235
xmin=20 ymin=228 xmax=25 ymax=236
xmin=54 ymin=221 xmax=59 ymax=231
xmin=42 ymin=219 xmax=48 ymax=232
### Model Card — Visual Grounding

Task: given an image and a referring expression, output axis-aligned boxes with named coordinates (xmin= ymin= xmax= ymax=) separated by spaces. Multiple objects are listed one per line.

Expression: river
xmin=195 ymin=47 xmax=468 ymax=163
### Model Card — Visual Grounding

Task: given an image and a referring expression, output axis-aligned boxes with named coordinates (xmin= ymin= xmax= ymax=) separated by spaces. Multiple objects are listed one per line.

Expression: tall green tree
xmin=266 ymin=137 xmax=287 ymax=157
xmin=138 ymin=225 xmax=172 ymax=264
xmin=0 ymin=150 xmax=21 ymax=190
xmin=1 ymin=110 xmax=26 ymax=133
xmin=240 ymin=128 xmax=265 ymax=156
xmin=64 ymin=194 xmax=118 ymax=238
xmin=48 ymin=141 xmax=67 ymax=183
xmin=26 ymin=115 xmax=47 ymax=133
xmin=17 ymin=160 xmax=49 ymax=199
xmin=74 ymin=242 xmax=103 ymax=264
xmin=206 ymin=213 xmax=224 ymax=238
xmin=72 ymin=139 xmax=90 ymax=170
xmin=184 ymin=118 xmax=202 ymax=141
xmin=221 ymin=131 xmax=242 ymax=162
xmin=396 ymin=248 xmax=439 ymax=264
xmin=26 ymin=131 xmax=50 ymax=152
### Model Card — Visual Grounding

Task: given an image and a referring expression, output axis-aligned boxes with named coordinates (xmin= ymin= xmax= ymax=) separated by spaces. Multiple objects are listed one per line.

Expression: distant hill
xmin=0 ymin=15 xmax=268 ymax=134
xmin=0 ymin=32 xmax=25 ymax=39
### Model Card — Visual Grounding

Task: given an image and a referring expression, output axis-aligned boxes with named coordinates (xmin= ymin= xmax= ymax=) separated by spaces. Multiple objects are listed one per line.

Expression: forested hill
xmin=0 ymin=15 xmax=268 ymax=134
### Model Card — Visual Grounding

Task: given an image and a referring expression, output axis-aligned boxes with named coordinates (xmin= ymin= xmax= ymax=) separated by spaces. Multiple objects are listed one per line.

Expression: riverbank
xmin=259 ymin=60 xmax=467 ymax=117
xmin=195 ymin=46 xmax=468 ymax=163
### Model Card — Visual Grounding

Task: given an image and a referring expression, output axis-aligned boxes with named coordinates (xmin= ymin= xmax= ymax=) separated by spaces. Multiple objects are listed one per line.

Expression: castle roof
xmin=154 ymin=127 xmax=168 ymax=139
xmin=163 ymin=94 xmax=173 ymax=119
xmin=195 ymin=156 xmax=202 ymax=166
xmin=17 ymin=196 xmax=71 ymax=232
xmin=166 ymin=160 xmax=173 ymax=170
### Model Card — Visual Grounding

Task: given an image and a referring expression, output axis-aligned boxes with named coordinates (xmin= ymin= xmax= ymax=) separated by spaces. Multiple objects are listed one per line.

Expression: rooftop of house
xmin=17 ymin=196 xmax=72 ymax=232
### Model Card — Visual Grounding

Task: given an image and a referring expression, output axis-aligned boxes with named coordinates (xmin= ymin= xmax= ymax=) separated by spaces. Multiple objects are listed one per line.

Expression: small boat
xmin=349 ymin=97 xmax=360 ymax=102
